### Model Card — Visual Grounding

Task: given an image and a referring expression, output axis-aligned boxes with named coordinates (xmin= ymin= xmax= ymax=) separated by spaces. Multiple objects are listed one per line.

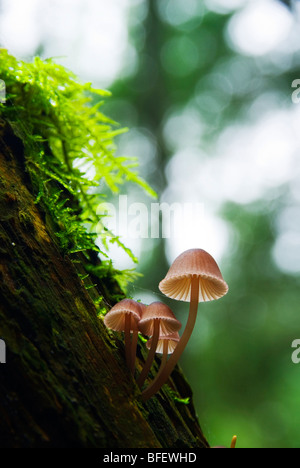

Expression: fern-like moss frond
xmin=0 ymin=50 xmax=156 ymax=291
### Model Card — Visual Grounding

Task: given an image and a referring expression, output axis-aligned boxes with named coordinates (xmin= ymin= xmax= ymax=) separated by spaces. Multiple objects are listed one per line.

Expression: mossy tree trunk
xmin=0 ymin=120 xmax=209 ymax=448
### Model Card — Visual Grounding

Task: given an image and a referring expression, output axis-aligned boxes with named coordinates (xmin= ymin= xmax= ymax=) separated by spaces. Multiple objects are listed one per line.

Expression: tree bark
xmin=0 ymin=120 xmax=209 ymax=448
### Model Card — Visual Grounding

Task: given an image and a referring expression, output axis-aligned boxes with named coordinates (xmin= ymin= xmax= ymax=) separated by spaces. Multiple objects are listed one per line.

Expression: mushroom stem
xmin=130 ymin=322 xmax=139 ymax=375
xmin=161 ymin=339 xmax=169 ymax=369
xmin=124 ymin=313 xmax=132 ymax=372
xmin=137 ymin=319 xmax=160 ymax=389
xmin=230 ymin=435 xmax=237 ymax=449
xmin=141 ymin=276 xmax=199 ymax=401
xmin=144 ymin=338 xmax=168 ymax=391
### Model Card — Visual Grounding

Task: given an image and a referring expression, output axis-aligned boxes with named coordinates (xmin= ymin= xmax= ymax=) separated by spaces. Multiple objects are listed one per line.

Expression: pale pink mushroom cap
xmin=138 ymin=302 xmax=181 ymax=336
xmin=104 ymin=299 xmax=142 ymax=332
xmin=146 ymin=332 xmax=180 ymax=354
xmin=159 ymin=249 xmax=229 ymax=303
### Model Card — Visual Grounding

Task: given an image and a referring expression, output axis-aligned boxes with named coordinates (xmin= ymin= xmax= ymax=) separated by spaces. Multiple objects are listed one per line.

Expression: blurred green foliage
xmin=105 ymin=0 xmax=300 ymax=448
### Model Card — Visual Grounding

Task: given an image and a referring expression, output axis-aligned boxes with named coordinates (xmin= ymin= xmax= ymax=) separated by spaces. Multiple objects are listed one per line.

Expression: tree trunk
xmin=0 ymin=120 xmax=209 ymax=449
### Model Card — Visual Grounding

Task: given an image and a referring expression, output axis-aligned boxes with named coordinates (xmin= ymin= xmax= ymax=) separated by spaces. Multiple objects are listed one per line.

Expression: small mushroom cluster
xmin=104 ymin=249 xmax=229 ymax=401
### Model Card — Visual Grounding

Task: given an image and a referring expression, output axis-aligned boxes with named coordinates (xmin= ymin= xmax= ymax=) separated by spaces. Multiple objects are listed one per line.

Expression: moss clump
xmin=0 ymin=50 xmax=155 ymax=295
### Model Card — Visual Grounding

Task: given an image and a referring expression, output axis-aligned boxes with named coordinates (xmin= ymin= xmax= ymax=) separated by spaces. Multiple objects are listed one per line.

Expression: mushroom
xmin=142 ymin=248 xmax=228 ymax=401
xmin=145 ymin=332 xmax=180 ymax=390
xmin=212 ymin=435 xmax=237 ymax=449
xmin=137 ymin=302 xmax=181 ymax=389
xmin=104 ymin=299 xmax=143 ymax=374
xmin=146 ymin=331 xmax=180 ymax=356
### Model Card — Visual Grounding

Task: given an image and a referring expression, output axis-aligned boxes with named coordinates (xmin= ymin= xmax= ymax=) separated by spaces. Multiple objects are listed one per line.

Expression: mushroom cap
xmin=159 ymin=249 xmax=228 ymax=303
xmin=104 ymin=299 xmax=142 ymax=332
xmin=138 ymin=302 xmax=181 ymax=336
xmin=146 ymin=332 xmax=180 ymax=354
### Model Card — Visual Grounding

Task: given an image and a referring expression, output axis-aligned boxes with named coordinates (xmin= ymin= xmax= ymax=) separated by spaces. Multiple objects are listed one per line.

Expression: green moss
xmin=0 ymin=50 xmax=156 ymax=293
xmin=18 ymin=210 xmax=35 ymax=232
xmin=166 ymin=386 xmax=190 ymax=405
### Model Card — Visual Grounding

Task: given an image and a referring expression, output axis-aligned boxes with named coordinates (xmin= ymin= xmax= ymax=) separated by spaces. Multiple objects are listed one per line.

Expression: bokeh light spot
xmin=227 ymin=0 xmax=293 ymax=56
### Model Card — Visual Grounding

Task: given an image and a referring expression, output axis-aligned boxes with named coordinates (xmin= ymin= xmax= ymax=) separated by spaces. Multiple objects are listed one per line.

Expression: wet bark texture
xmin=0 ymin=120 xmax=209 ymax=448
